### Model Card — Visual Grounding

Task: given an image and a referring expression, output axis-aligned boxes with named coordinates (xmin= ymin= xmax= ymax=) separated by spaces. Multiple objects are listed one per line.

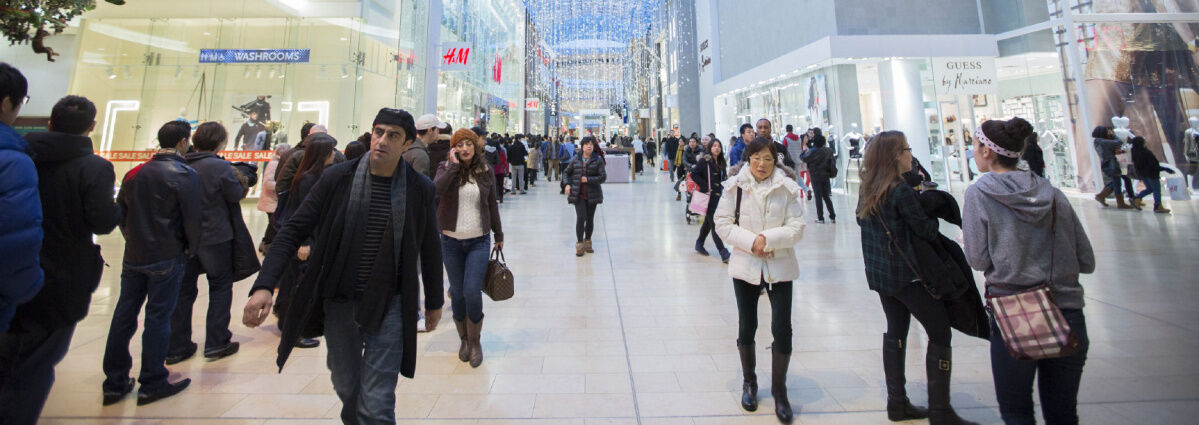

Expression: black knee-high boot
xmin=926 ymin=343 xmax=979 ymax=425
xmin=772 ymin=349 xmax=793 ymax=423
xmin=883 ymin=334 xmax=929 ymax=421
xmin=737 ymin=342 xmax=758 ymax=411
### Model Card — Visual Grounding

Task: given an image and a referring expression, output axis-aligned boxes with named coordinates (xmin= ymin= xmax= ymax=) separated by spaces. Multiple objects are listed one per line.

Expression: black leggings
xmin=733 ymin=279 xmax=793 ymax=353
xmin=811 ymin=176 xmax=835 ymax=220
xmin=696 ymin=197 xmax=725 ymax=251
xmin=878 ymin=283 xmax=952 ymax=346
xmin=575 ymin=202 xmax=598 ymax=242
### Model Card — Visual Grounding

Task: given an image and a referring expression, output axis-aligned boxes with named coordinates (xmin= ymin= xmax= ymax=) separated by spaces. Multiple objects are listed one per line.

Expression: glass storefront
xmin=437 ymin=0 xmax=524 ymax=134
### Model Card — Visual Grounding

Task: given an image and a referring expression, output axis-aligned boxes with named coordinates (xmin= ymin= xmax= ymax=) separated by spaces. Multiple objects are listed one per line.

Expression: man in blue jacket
xmin=0 ymin=63 xmax=42 ymax=334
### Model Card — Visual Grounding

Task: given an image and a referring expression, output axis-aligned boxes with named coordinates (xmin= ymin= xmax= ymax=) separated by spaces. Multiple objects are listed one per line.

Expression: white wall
xmin=0 ymin=34 xmax=80 ymax=117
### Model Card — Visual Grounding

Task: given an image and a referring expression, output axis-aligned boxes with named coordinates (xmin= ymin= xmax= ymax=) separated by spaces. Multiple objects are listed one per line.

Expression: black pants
xmin=733 ymin=279 xmax=793 ymax=353
xmin=262 ymin=212 xmax=278 ymax=246
xmin=635 ymin=153 xmax=645 ymax=173
xmin=696 ymin=196 xmax=725 ymax=251
xmin=878 ymin=283 xmax=952 ymax=346
xmin=494 ymin=173 xmax=505 ymax=202
xmin=811 ymin=176 xmax=835 ymax=220
xmin=170 ymin=240 xmax=236 ymax=353
xmin=0 ymin=322 xmax=76 ymax=425
xmin=526 ymin=169 xmax=537 ymax=189
xmin=574 ymin=201 xmax=598 ymax=242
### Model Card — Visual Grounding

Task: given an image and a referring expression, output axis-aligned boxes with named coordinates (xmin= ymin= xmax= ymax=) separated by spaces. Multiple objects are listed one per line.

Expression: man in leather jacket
xmin=102 ymin=120 xmax=202 ymax=406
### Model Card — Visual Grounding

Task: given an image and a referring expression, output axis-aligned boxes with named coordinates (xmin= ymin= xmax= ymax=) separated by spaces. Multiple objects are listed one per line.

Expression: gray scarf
xmin=338 ymin=156 xmax=408 ymax=277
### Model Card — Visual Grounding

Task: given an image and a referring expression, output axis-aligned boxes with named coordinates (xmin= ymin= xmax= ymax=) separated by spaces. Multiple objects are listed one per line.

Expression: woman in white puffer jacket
xmin=714 ymin=137 xmax=805 ymax=424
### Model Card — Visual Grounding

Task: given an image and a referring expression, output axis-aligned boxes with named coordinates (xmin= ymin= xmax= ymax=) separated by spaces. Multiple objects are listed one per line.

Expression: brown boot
xmin=466 ymin=316 xmax=484 ymax=368
xmin=1116 ymin=194 xmax=1133 ymax=209
xmin=1094 ymin=187 xmax=1112 ymax=206
xmin=1155 ymin=205 xmax=1172 ymax=214
xmin=454 ymin=319 xmax=469 ymax=362
xmin=575 ymin=242 xmax=585 ymax=257
xmin=1130 ymin=196 xmax=1144 ymax=210
xmin=584 ymin=240 xmax=594 ymax=253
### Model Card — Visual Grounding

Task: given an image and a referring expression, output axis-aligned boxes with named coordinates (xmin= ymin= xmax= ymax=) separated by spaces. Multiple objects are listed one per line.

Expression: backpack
xmin=827 ymin=153 xmax=838 ymax=178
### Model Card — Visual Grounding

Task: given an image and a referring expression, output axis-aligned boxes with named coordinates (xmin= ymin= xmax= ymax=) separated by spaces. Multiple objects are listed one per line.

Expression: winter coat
xmin=428 ymin=140 xmax=451 ymax=172
xmin=117 ymin=151 xmax=203 ymax=266
xmin=402 ymin=139 xmax=431 ymax=178
xmin=527 ymin=144 xmax=541 ymax=169
xmin=185 ymin=152 xmax=248 ymax=246
xmin=1130 ymin=140 xmax=1171 ymax=180
xmin=507 ymin=142 xmax=528 ymax=166
xmin=800 ymin=146 xmax=835 ymax=178
xmin=12 ymin=132 xmax=119 ymax=331
xmin=857 ymin=182 xmax=940 ymax=296
xmin=434 ymin=161 xmax=504 ymax=242
xmin=0 ymin=123 xmax=43 ymax=332
xmin=1093 ymin=137 xmax=1124 ymax=178
xmin=714 ymin=166 xmax=805 ymax=285
xmin=565 ymin=153 xmax=607 ymax=204
xmin=258 ymin=157 xmax=281 ymax=213
xmin=691 ymin=155 xmax=727 ymax=213
xmin=728 ymin=137 xmax=746 ymax=165
xmin=963 ymin=170 xmax=1095 ymax=310
xmin=682 ymin=145 xmax=701 ymax=169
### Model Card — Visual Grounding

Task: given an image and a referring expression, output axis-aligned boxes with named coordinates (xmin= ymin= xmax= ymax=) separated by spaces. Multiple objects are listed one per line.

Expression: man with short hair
xmin=662 ymin=134 xmax=680 ymax=182
xmin=411 ymin=114 xmax=444 ymax=178
xmin=243 ymin=108 xmax=444 ymax=425
xmin=757 ymin=118 xmax=796 ymax=169
xmin=102 ymin=120 xmax=202 ymax=406
xmin=507 ymin=134 xmax=528 ymax=194
xmin=0 ymin=63 xmax=42 ymax=336
xmin=167 ymin=122 xmax=247 ymax=365
xmin=1 ymin=94 xmax=120 ymax=424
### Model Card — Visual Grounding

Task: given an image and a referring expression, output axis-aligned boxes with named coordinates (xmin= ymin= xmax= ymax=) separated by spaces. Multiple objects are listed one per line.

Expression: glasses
xmin=748 ymin=155 xmax=775 ymax=164
xmin=900 ymin=148 xmax=912 ymax=152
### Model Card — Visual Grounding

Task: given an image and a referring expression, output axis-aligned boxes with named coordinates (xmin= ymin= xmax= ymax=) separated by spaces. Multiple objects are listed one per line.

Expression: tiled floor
xmin=40 ymin=168 xmax=1199 ymax=425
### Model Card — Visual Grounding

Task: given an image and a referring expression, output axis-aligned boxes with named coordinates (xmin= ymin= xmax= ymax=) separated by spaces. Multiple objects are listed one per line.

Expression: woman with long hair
xmin=692 ymin=138 xmax=730 ymax=262
xmin=272 ymin=134 xmax=337 ymax=350
xmin=856 ymin=131 xmax=975 ymax=425
xmin=433 ymin=128 xmax=503 ymax=368
xmin=964 ymin=118 xmax=1094 ymax=425
xmin=714 ymin=137 xmax=804 ymax=424
xmin=258 ymin=143 xmax=292 ymax=253
xmin=565 ymin=136 xmax=606 ymax=257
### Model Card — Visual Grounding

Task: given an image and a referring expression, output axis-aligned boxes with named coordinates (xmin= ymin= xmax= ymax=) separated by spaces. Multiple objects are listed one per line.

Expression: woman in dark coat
xmin=565 ymin=136 xmax=607 ymax=257
xmin=691 ymin=139 xmax=730 ymax=262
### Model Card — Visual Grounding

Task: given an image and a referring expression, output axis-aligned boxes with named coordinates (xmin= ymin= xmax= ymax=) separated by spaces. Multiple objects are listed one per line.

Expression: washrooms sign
xmin=199 ymin=49 xmax=311 ymax=63
xmin=932 ymin=57 xmax=997 ymax=95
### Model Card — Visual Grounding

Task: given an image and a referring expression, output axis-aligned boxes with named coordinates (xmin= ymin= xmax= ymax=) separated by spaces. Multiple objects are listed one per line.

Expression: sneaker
xmin=203 ymin=341 xmax=239 ymax=360
xmin=136 ymin=378 xmax=191 ymax=406
xmin=815 ymin=219 xmax=826 ymax=224
xmin=165 ymin=341 xmax=197 ymax=365
xmin=416 ymin=317 xmax=427 ymax=333
xmin=294 ymin=338 xmax=321 ymax=349
xmin=102 ymin=378 xmax=135 ymax=406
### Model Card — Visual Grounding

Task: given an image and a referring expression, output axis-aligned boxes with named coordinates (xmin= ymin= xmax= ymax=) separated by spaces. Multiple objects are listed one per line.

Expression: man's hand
xmin=297 ymin=245 xmax=310 ymax=261
xmin=424 ymin=308 xmax=442 ymax=332
xmin=243 ymin=289 xmax=274 ymax=328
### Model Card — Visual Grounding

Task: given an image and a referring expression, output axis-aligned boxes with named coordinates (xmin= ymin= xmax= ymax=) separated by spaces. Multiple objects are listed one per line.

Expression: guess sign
xmin=441 ymin=42 xmax=472 ymax=71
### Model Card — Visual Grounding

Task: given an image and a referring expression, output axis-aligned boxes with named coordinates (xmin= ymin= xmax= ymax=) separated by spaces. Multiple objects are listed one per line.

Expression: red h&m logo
xmin=443 ymin=47 xmax=470 ymax=66
xmin=493 ymin=54 xmax=503 ymax=83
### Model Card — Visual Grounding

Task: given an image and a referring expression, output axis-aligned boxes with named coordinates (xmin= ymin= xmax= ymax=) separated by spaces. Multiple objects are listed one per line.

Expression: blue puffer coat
xmin=0 ymin=122 xmax=44 ymax=332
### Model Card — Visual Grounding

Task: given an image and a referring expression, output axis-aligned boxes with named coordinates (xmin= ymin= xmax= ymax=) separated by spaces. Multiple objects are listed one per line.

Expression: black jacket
xmin=184 ymin=152 xmax=246 ymax=246
xmin=1131 ymin=141 xmax=1170 ymax=180
xmin=118 ymin=152 xmax=203 ymax=265
xmin=565 ymin=154 xmax=607 ymax=204
xmin=682 ymin=145 xmax=702 ymax=169
xmin=800 ymin=146 xmax=835 ymax=178
xmin=507 ymin=142 xmax=528 ymax=165
xmin=14 ymin=132 xmax=120 ymax=330
xmin=690 ymin=155 xmax=726 ymax=196
xmin=662 ymin=138 xmax=679 ymax=161
xmin=428 ymin=140 xmax=451 ymax=171
xmin=253 ymin=158 xmax=443 ymax=377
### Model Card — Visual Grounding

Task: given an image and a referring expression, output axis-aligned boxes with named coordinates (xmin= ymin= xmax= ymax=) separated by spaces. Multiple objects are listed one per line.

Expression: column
xmin=422 ymin=0 xmax=443 ymax=116
xmin=878 ymin=59 xmax=931 ymax=164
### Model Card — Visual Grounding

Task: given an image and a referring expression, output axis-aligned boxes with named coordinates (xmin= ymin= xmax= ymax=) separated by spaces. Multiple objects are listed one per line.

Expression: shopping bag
xmin=1166 ymin=175 xmax=1191 ymax=201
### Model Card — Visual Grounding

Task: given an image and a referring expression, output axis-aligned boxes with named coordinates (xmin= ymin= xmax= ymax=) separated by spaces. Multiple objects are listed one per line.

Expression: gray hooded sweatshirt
xmin=962 ymin=170 xmax=1095 ymax=309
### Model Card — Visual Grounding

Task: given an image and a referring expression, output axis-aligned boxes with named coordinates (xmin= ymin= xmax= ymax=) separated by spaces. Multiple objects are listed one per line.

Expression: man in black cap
xmin=242 ymin=107 xmax=444 ymax=425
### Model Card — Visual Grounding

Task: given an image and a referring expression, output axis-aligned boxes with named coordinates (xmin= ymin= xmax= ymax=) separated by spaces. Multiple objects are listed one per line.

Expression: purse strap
xmin=877 ymin=211 xmax=924 ymax=282
xmin=492 ymin=246 xmax=506 ymax=263
xmin=734 ymin=187 xmax=743 ymax=226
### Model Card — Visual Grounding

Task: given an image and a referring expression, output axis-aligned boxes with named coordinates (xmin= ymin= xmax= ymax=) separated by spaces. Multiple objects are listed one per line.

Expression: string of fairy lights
xmin=523 ymin=0 xmax=662 ymax=117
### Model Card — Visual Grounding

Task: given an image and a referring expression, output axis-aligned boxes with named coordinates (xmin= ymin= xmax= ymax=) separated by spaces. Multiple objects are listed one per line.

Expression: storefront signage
xmin=98 ymin=150 xmax=273 ymax=162
xmin=441 ymin=42 xmax=472 ymax=71
xmin=525 ymin=98 xmax=541 ymax=110
xmin=932 ymin=57 xmax=997 ymax=95
xmin=198 ymin=49 xmax=310 ymax=63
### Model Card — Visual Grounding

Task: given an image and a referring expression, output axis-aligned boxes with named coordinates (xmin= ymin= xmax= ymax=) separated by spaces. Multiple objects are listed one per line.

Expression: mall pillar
xmin=879 ymin=59 xmax=930 ymax=164
xmin=674 ymin=0 xmax=701 ymax=134
xmin=422 ymin=0 xmax=443 ymax=116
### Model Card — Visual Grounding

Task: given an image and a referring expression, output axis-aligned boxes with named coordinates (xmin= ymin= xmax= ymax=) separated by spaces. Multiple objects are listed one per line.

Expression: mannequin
xmin=1111 ymin=116 xmax=1134 ymax=142
xmin=1185 ymin=117 xmax=1199 ymax=164
xmin=845 ymin=123 xmax=863 ymax=158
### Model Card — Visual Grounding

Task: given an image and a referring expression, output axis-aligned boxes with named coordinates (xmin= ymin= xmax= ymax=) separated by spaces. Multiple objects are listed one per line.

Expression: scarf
xmin=333 ymin=156 xmax=408 ymax=297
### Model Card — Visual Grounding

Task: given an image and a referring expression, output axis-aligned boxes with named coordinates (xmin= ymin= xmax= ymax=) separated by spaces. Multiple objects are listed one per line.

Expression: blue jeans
xmin=441 ymin=234 xmax=490 ymax=323
xmin=102 ymin=254 xmax=187 ymax=394
xmin=1133 ymin=179 xmax=1162 ymax=207
xmin=0 ymin=322 xmax=76 ymax=425
xmin=324 ymin=296 xmax=405 ymax=425
xmin=990 ymin=308 xmax=1089 ymax=425
xmin=170 ymin=240 xmax=235 ymax=353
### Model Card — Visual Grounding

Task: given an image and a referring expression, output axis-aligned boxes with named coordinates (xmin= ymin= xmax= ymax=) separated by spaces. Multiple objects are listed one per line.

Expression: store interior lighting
xmin=106 ymin=67 xmax=117 ymax=80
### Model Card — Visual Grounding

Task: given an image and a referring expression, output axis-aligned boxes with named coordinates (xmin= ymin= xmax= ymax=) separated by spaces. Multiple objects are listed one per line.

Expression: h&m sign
xmin=441 ymin=42 xmax=472 ymax=71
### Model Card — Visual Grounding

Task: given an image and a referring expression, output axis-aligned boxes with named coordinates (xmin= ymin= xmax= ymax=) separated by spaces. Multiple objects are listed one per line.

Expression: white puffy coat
xmin=714 ymin=165 xmax=806 ymax=285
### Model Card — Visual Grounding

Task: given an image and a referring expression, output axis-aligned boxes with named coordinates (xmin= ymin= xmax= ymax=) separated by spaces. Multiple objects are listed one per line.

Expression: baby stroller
xmin=680 ymin=174 xmax=702 ymax=224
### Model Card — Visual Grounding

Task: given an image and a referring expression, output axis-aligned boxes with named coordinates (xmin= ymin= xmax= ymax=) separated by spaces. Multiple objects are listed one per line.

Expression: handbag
xmin=986 ymin=200 xmax=1079 ymax=360
xmin=483 ymin=246 xmax=514 ymax=301
xmin=689 ymin=164 xmax=712 ymax=215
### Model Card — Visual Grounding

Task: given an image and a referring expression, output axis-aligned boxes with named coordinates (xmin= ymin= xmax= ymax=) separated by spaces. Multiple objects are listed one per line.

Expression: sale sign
xmin=441 ymin=42 xmax=472 ymax=71
xmin=98 ymin=150 xmax=273 ymax=162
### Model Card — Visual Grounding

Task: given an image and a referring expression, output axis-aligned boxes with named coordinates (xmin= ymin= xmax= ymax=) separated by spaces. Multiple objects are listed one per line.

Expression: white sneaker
xmin=416 ymin=318 xmax=427 ymax=332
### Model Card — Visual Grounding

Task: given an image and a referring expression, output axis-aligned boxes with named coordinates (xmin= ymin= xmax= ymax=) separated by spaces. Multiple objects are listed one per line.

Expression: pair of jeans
xmin=0 ymin=322 xmax=76 ymax=425
xmin=170 ymin=240 xmax=235 ymax=354
xmin=102 ymin=254 xmax=187 ymax=394
xmin=1134 ymin=178 xmax=1162 ymax=207
xmin=811 ymin=176 xmax=835 ymax=220
xmin=990 ymin=309 xmax=1088 ymax=425
xmin=575 ymin=202 xmax=598 ymax=242
xmin=732 ymin=279 xmax=793 ymax=353
xmin=441 ymin=234 xmax=490 ymax=323
xmin=696 ymin=194 xmax=725 ymax=251
xmin=511 ymin=165 xmax=526 ymax=192
xmin=878 ymin=283 xmax=952 ymax=346
xmin=324 ymin=296 xmax=406 ymax=425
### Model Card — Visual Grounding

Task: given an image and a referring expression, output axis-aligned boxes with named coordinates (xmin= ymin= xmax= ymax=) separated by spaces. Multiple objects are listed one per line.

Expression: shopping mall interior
xmin=1 ymin=0 xmax=1198 ymax=424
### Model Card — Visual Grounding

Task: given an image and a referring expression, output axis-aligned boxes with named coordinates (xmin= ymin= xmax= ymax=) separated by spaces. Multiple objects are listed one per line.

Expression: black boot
xmin=772 ymin=349 xmax=794 ymax=423
xmin=883 ymin=334 xmax=928 ymax=421
xmin=926 ymin=343 xmax=979 ymax=425
xmin=737 ymin=342 xmax=758 ymax=412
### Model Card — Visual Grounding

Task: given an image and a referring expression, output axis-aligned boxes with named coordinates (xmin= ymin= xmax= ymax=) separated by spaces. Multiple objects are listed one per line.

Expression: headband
xmin=974 ymin=128 xmax=1020 ymax=158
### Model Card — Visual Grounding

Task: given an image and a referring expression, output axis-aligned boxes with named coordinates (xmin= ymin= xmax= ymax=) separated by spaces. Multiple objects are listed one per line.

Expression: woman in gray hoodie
xmin=963 ymin=117 xmax=1096 ymax=425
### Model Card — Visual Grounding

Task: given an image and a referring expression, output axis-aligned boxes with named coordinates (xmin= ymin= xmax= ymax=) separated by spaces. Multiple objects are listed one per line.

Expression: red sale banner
xmin=98 ymin=150 xmax=273 ymax=162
